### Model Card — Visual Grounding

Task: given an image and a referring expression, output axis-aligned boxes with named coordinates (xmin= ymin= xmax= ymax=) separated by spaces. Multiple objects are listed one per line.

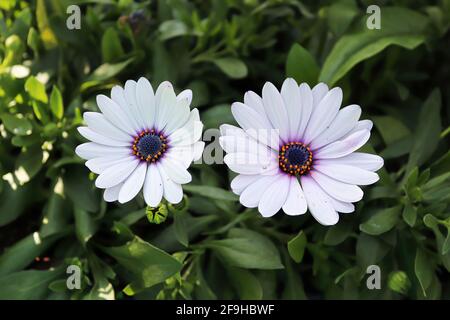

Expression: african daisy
xmin=75 ymin=78 xmax=204 ymax=206
xmin=219 ymin=78 xmax=383 ymax=225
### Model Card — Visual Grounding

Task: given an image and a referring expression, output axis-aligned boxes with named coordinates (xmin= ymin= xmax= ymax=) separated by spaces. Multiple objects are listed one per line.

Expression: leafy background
xmin=0 ymin=0 xmax=449 ymax=300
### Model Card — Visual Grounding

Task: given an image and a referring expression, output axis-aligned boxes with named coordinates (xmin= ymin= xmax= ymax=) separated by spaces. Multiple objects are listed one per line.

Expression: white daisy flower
xmin=75 ymin=78 xmax=204 ymax=206
xmin=219 ymin=78 xmax=383 ymax=225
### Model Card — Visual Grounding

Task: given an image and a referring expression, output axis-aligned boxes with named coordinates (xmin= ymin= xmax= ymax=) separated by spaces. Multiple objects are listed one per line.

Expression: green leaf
xmin=0 ymin=113 xmax=32 ymax=136
xmin=327 ymin=0 xmax=359 ymax=36
xmin=159 ymin=20 xmax=189 ymax=41
xmin=402 ymin=202 xmax=417 ymax=227
xmin=287 ymin=230 xmax=307 ymax=263
xmin=49 ymin=85 xmax=64 ymax=120
xmin=212 ymin=58 xmax=248 ymax=79
xmin=356 ymin=233 xmax=389 ymax=267
xmin=0 ymin=269 xmax=62 ymax=299
xmin=208 ymin=228 xmax=284 ymax=270
xmin=25 ymin=75 xmax=48 ymax=103
xmin=102 ymin=236 xmax=182 ymax=295
xmin=373 ymin=116 xmax=411 ymax=145
xmin=324 ymin=221 xmax=353 ymax=246
xmin=74 ymin=207 xmax=97 ymax=246
xmin=63 ymin=165 xmax=99 ymax=213
xmin=36 ymin=0 xmax=58 ymax=49
xmin=286 ymin=43 xmax=319 ymax=85
xmin=415 ymin=248 xmax=434 ymax=296
xmin=319 ymin=7 xmax=428 ymax=85
xmin=227 ymin=267 xmax=263 ymax=300
xmin=183 ymin=185 xmax=238 ymax=201
xmin=173 ymin=211 xmax=189 ymax=247
xmin=0 ymin=232 xmax=59 ymax=276
xmin=406 ymin=89 xmax=442 ymax=174
xmin=81 ymin=57 xmax=135 ymax=92
xmin=202 ymin=104 xmax=236 ymax=129
xmin=101 ymin=27 xmax=124 ymax=63
xmin=360 ymin=206 xmax=401 ymax=235
xmin=14 ymin=146 xmax=45 ymax=185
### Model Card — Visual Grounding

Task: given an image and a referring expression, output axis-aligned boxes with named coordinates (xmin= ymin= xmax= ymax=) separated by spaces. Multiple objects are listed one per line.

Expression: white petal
xmin=158 ymin=164 xmax=183 ymax=204
xmin=244 ymin=91 xmax=271 ymax=124
xmin=220 ymin=124 xmax=246 ymax=138
xmin=262 ymin=82 xmax=290 ymax=142
xmin=281 ymin=78 xmax=302 ymax=140
xmin=155 ymin=82 xmax=176 ymax=131
xmin=330 ymin=198 xmax=355 ymax=213
xmin=282 ymin=177 xmax=307 ymax=216
xmin=177 ymin=89 xmax=192 ymax=105
xmin=124 ymin=80 xmax=146 ymax=129
xmin=240 ymin=175 xmax=279 ymax=208
xmin=143 ymin=164 xmax=163 ymax=207
xmin=303 ymin=87 xmax=343 ymax=144
xmin=111 ymin=85 xmax=140 ymax=132
xmin=118 ymin=162 xmax=147 ymax=203
xmin=83 ymin=112 xmax=131 ymax=142
xmin=316 ymin=152 xmax=384 ymax=172
xmin=301 ymin=175 xmax=339 ymax=226
xmin=166 ymin=146 xmax=195 ymax=168
xmin=311 ymin=104 xmax=361 ymax=149
xmin=192 ymin=141 xmax=205 ymax=161
xmin=160 ymin=157 xmax=192 ymax=184
xmin=258 ymin=175 xmax=290 ymax=217
xmin=224 ymin=152 xmax=278 ymax=175
xmin=219 ymin=135 xmax=272 ymax=157
xmin=297 ymin=83 xmax=313 ymax=138
xmin=96 ymin=94 xmax=136 ymax=135
xmin=315 ymin=130 xmax=370 ymax=159
xmin=75 ymin=143 xmax=130 ymax=160
xmin=312 ymin=82 xmax=329 ymax=106
xmin=136 ymin=77 xmax=156 ymax=129
xmin=86 ymin=156 xmax=129 ymax=174
xmin=169 ymin=109 xmax=203 ymax=147
xmin=231 ymin=102 xmax=279 ymax=149
xmin=95 ymin=157 xmax=140 ymax=189
xmin=77 ymin=127 xmax=130 ymax=147
xmin=310 ymin=170 xmax=363 ymax=202
xmin=164 ymin=91 xmax=191 ymax=135
xmin=230 ymin=174 xmax=261 ymax=195
xmin=314 ymin=163 xmax=380 ymax=185
xmin=103 ymin=183 xmax=123 ymax=202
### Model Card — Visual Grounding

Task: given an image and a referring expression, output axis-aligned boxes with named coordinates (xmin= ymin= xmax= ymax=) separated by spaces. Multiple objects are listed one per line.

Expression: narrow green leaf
xmin=360 ymin=206 xmax=402 ymax=235
xmin=25 ymin=75 xmax=48 ymax=103
xmin=415 ymin=248 xmax=434 ymax=296
xmin=101 ymin=27 xmax=124 ymax=63
xmin=49 ymin=85 xmax=64 ymax=120
xmin=212 ymin=58 xmax=248 ymax=79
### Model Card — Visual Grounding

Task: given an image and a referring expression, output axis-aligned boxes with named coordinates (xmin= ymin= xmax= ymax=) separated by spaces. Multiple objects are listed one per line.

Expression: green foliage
xmin=0 ymin=0 xmax=449 ymax=300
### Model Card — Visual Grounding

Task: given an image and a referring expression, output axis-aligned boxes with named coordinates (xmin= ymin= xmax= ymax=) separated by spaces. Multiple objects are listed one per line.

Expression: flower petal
xmin=310 ymin=170 xmax=363 ymax=202
xmin=244 ymin=90 xmax=271 ymax=124
xmin=224 ymin=152 xmax=278 ymax=175
xmin=86 ymin=156 xmax=129 ymax=174
xmin=262 ymin=82 xmax=290 ymax=142
xmin=315 ymin=130 xmax=370 ymax=159
xmin=77 ymin=127 xmax=130 ymax=147
xmin=160 ymin=157 xmax=192 ymax=184
xmin=258 ymin=175 xmax=290 ymax=217
xmin=164 ymin=91 xmax=191 ymax=135
xmin=143 ymin=164 xmax=163 ymax=207
xmin=297 ymin=83 xmax=313 ymax=138
xmin=230 ymin=174 xmax=261 ymax=195
xmin=169 ymin=109 xmax=203 ymax=147
xmin=281 ymin=78 xmax=302 ymax=140
xmin=155 ymin=82 xmax=177 ymax=131
xmin=311 ymin=104 xmax=361 ymax=149
xmin=330 ymin=198 xmax=355 ymax=213
xmin=303 ymin=87 xmax=343 ymax=144
xmin=83 ymin=112 xmax=131 ymax=142
xmin=75 ymin=143 xmax=130 ymax=160
xmin=177 ymin=89 xmax=192 ymax=105
xmin=124 ymin=80 xmax=146 ymax=129
xmin=282 ymin=177 xmax=307 ymax=216
xmin=312 ymin=82 xmax=329 ymax=106
xmin=316 ymin=152 xmax=384 ymax=172
xmin=240 ymin=175 xmax=279 ymax=208
xmin=158 ymin=164 xmax=183 ymax=204
xmin=301 ymin=175 xmax=339 ymax=226
xmin=103 ymin=183 xmax=123 ymax=202
xmin=95 ymin=157 xmax=140 ymax=189
xmin=314 ymin=163 xmax=380 ymax=185
xmin=118 ymin=162 xmax=147 ymax=203
xmin=136 ymin=77 xmax=156 ymax=129
xmin=96 ymin=94 xmax=136 ymax=135
xmin=110 ymin=86 xmax=140 ymax=132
